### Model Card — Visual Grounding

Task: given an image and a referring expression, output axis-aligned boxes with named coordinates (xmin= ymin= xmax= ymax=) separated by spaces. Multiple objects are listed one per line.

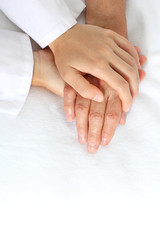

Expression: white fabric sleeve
xmin=0 ymin=0 xmax=86 ymax=48
xmin=0 ymin=29 xmax=33 ymax=115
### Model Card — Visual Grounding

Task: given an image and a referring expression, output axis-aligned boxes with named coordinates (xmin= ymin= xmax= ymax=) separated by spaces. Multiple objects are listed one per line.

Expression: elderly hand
xmin=64 ymin=51 xmax=147 ymax=153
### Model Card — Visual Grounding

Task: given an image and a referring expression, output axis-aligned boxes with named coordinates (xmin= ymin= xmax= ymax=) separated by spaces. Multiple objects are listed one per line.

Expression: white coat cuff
xmin=0 ymin=30 xmax=33 ymax=115
xmin=34 ymin=1 xmax=85 ymax=48
xmin=40 ymin=17 xmax=77 ymax=48
xmin=0 ymin=0 xmax=86 ymax=48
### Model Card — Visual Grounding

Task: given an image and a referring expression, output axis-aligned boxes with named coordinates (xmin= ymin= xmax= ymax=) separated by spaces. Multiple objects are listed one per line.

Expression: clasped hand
xmin=50 ymin=24 xmax=141 ymax=112
xmin=64 ymin=48 xmax=146 ymax=153
xmin=32 ymin=24 xmax=147 ymax=153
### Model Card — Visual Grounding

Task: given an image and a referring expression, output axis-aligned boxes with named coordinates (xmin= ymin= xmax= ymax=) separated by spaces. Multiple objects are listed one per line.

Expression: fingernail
xmin=101 ymin=138 xmax=108 ymax=146
xmin=93 ymin=93 xmax=104 ymax=102
xmin=79 ymin=134 xmax=87 ymax=144
xmin=87 ymin=143 xmax=97 ymax=152
xmin=66 ymin=115 xmax=73 ymax=122
xmin=67 ymin=108 xmax=72 ymax=115
xmin=66 ymin=108 xmax=74 ymax=122
xmin=125 ymin=106 xmax=130 ymax=113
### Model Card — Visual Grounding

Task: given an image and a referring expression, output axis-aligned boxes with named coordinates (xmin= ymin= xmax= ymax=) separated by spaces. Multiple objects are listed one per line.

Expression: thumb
xmin=65 ymin=69 xmax=104 ymax=102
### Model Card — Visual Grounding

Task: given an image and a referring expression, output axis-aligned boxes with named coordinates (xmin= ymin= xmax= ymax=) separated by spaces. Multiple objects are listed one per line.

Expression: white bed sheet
xmin=0 ymin=0 xmax=160 ymax=239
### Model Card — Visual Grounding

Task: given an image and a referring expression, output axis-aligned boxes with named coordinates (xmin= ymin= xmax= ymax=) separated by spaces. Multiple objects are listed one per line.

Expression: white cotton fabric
xmin=0 ymin=0 xmax=85 ymax=115
xmin=0 ymin=29 xmax=33 ymax=115
xmin=1 ymin=0 xmax=160 ymax=239
xmin=0 ymin=0 xmax=85 ymax=48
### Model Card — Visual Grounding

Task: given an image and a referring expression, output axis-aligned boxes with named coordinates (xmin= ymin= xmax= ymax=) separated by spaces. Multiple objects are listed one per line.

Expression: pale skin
xmin=63 ymin=0 xmax=147 ymax=153
xmin=49 ymin=23 xmax=141 ymax=113
xmin=32 ymin=0 xmax=147 ymax=153
xmin=64 ymin=51 xmax=146 ymax=153
xmin=32 ymin=48 xmax=146 ymax=153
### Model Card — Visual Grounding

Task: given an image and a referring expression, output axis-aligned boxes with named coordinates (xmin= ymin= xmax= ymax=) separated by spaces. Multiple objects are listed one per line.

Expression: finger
xmin=109 ymin=53 xmax=139 ymax=100
xmin=134 ymin=46 xmax=140 ymax=54
xmin=115 ymin=46 xmax=147 ymax=85
xmin=64 ymin=84 xmax=77 ymax=122
xmin=65 ymin=68 xmax=104 ymax=103
xmin=139 ymin=55 xmax=147 ymax=67
xmin=119 ymin=111 xmax=126 ymax=125
xmin=91 ymin=66 xmax=132 ymax=112
xmin=113 ymin=33 xmax=141 ymax=69
xmin=113 ymin=44 xmax=140 ymax=87
xmin=119 ymin=53 xmax=147 ymax=124
xmin=101 ymin=93 xmax=122 ymax=146
xmin=134 ymin=47 xmax=148 ymax=68
xmin=139 ymin=69 xmax=146 ymax=82
xmin=139 ymin=55 xmax=147 ymax=82
xmin=75 ymin=94 xmax=91 ymax=144
xmin=87 ymin=99 xmax=106 ymax=153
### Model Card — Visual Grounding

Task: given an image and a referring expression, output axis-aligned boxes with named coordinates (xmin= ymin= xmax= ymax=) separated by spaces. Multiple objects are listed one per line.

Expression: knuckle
xmin=130 ymin=57 xmax=137 ymax=67
xmin=129 ymin=43 xmax=138 ymax=58
xmin=110 ymin=90 xmax=119 ymax=99
xmin=64 ymin=102 xmax=72 ymax=109
xmin=64 ymin=85 xmax=74 ymax=96
xmin=119 ymin=81 xmax=129 ymax=92
xmin=76 ymin=103 xmax=89 ymax=112
xmin=92 ymin=56 xmax=106 ymax=70
xmin=102 ymin=130 xmax=108 ymax=136
xmin=89 ymin=112 xmax=104 ymax=122
xmin=127 ymin=41 xmax=134 ymax=50
xmin=106 ymin=29 xmax=114 ymax=38
xmin=129 ymin=66 xmax=136 ymax=76
xmin=106 ymin=112 xmax=119 ymax=122
xmin=105 ymin=38 xmax=114 ymax=48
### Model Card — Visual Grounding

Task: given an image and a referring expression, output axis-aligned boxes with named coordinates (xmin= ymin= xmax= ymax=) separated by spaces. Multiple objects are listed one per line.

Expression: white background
xmin=0 ymin=0 xmax=160 ymax=239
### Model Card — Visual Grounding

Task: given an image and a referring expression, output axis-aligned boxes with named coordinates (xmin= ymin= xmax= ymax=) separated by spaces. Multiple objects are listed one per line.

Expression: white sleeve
xmin=0 ymin=29 xmax=33 ymax=115
xmin=0 ymin=0 xmax=85 ymax=48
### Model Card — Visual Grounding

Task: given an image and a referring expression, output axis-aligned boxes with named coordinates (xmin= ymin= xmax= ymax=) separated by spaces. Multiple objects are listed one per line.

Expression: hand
xmin=49 ymin=24 xmax=140 ymax=112
xmin=32 ymin=48 xmax=65 ymax=97
xmin=64 ymin=52 xmax=147 ymax=153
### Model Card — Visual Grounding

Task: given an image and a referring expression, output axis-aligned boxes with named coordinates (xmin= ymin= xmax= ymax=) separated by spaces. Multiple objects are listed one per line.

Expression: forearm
xmin=86 ymin=0 xmax=128 ymax=38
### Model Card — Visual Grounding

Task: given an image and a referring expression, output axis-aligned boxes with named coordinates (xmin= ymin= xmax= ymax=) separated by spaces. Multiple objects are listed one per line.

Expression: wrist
xmin=31 ymin=51 xmax=43 ymax=87
xmin=103 ymin=16 xmax=128 ymax=39
xmin=86 ymin=6 xmax=128 ymax=39
xmin=87 ymin=15 xmax=128 ymax=39
xmin=49 ymin=24 xmax=78 ymax=54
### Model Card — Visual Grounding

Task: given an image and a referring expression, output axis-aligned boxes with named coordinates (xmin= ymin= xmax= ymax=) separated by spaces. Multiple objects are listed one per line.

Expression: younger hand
xmin=50 ymin=24 xmax=140 ymax=112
